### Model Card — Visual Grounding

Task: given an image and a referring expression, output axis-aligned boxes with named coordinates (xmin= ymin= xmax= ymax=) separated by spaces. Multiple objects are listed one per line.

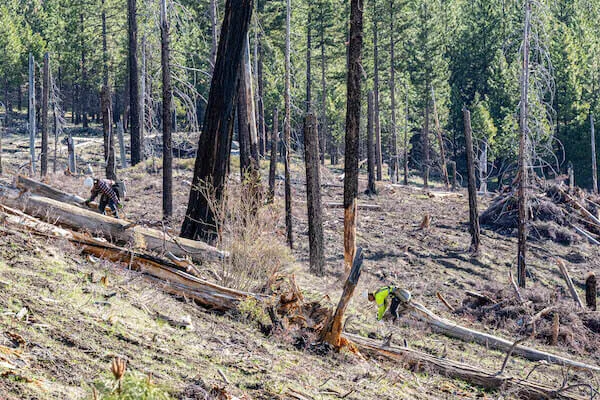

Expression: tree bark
xmin=102 ymin=86 xmax=116 ymax=180
xmin=319 ymin=6 xmax=327 ymax=165
xmin=284 ymin=0 xmax=293 ymax=249
xmin=343 ymin=0 xmax=363 ymax=273
xmin=366 ymin=91 xmax=376 ymax=195
xmin=591 ymin=113 xmax=597 ymax=194
xmin=372 ymin=0 xmax=382 ymax=181
xmin=161 ymin=0 xmax=173 ymax=219
xmin=306 ymin=5 xmax=312 ymax=113
xmin=268 ymin=107 xmax=278 ymax=201
xmin=479 ymin=139 xmax=488 ymax=193
xmin=304 ymin=113 xmax=325 ymax=275
xmin=517 ymin=0 xmax=531 ymax=288
xmin=209 ymin=0 xmax=218 ymax=75
xmin=181 ymin=0 xmax=254 ymax=242
xmin=449 ymin=160 xmax=457 ymax=191
xmin=29 ymin=53 xmax=36 ymax=174
xmin=388 ymin=0 xmax=398 ymax=183
xmin=422 ymin=100 xmax=430 ymax=188
xmin=117 ymin=121 xmax=126 ymax=169
xmin=256 ymin=14 xmax=266 ymax=156
xmin=463 ymin=107 xmax=480 ymax=254
xmin=128 ymin=0 xmax=142 ymax=165
xmin=52 ymin=106 xmax=58 ymax=173
xmin=403 ymin=83 xmax=409 ymax=185
xmin=41 ymin=53 xmax=49 ymax=178
xmin=80 ymin=12 xmax=89 ymax=128
xmin=431 ymin=86 xmax=449 ymax=189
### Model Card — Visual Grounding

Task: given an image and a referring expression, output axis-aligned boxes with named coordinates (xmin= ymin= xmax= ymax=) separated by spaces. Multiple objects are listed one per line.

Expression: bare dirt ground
xmin=1 ymin=121 xmax=599 ymax=399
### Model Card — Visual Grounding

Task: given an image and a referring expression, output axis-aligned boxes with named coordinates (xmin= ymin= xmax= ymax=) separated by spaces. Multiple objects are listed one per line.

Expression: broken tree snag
xmin=568 ymin=161 xmax=574 ymax=191
xmin=463 ymin=107 xmax=480 ymax=254
xmin=407 ymin=300 xmax=599 ymax=371
xmin=343 ymin=0 xmax=363 ymax=273
xmin=345 ymin=334 xmax=587 ymax=400
xmin=180 ymin=0 xmax=254 ymax=242
xmin=586 ymin=272 xmax=597 ymax=311
xmin=556 ymin=259 xmax=583 ymax=309
xmin=366 ymin=91 xmax=376 ymax=195
xmin=303 ymin=113 xmax=325 ymax=276
xmin=551 ymin=313 xmax=559 ymax=346
xmin=321 ymin=247 xmax=364 ymax=347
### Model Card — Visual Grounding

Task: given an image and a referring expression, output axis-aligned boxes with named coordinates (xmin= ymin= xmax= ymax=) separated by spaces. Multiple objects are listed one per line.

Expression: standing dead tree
xmin=343 ymin=0 xmax=363 ymax=273
xmin=366 ymin=91 xmax=376 ymax=194
xmin=268 ymin=108 xmax=278 ymax=201
xmin=463 ymin=107 xmax=480 ymax=254
xmin=180 ymin=0 xmax=254 ymax=242
xmin=372 ymin=0 xmax=382 ymax=180
xmin=161 ymin=0 xmax=173 ymax=219
xmin=387 ymin=0 xmax=399 ymax=183
xmin=29 ymin=53 xmax=36 ymax=174
xmin=128 ymin=0 xmax=142 ymax=165
xmin=431 ymin=86 xmax=449 ymax=189
xmin=284 ymin=0 xmax=293 ymax=248
xmin=304 ymin=113 xmax=325 ymax=275
xmin=41 ymin=53 xmax=49 ymax=178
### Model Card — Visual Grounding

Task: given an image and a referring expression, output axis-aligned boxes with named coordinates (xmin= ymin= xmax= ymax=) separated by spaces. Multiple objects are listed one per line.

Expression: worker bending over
xmin=368 ymin=286 xmax=411 ymax=322
xmin=83 ymin=177 xmax=122 ymax=218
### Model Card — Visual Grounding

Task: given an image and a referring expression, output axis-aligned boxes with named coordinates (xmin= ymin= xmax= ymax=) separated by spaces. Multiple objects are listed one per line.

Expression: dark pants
xmin=99 ymin=195 xmax=119 ymax=218
xmin=390 ymin=296 xmax=402 ymax=321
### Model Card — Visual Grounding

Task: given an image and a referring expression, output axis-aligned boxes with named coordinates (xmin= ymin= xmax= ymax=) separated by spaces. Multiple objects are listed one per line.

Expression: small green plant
xmin=238 ymin=297 xmax=270 ymax=327
xmin=94 ymin=370 xmax=171 ymax=400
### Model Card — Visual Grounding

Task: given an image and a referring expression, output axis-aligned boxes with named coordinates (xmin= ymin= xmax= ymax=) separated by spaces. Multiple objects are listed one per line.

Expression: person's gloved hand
xmin=117 ymin=203 xmax=124 ymax=209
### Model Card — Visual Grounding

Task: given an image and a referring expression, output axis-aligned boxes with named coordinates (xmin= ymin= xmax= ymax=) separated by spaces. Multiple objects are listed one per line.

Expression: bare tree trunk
xmin=67 ymin=132 xmax=76 ymax=173
xmin=181 ymin=0 xmax=253 ymax=242
xmin=431 ymin=86 xmax=449 ymax=189
xmin=372 ymin=0 xmax=382 ymax=181
xmin=4 ymin=77 xmax=10 ymax=127
xmin=41 ymin=53 xmax=49 ymax=178
xmin=141 ymin=35 xmax=147 ymax=150
xmin=463 ymin=107 xmax=480 ymax=254
xmin=449 ymin=160 xmax=457 ymax=191
xmin=102 ymin=86 xmax=116 ymax=180
xmin=388 ymin=0 xmax=398 ymax=183
xmin=591 ymin=113 xmax=597 ymax=194
xmin=128 ymin=0 xmax=142 ymax=165
xmin=256 ymin=2 xmax=266 ymax=156
xmin=517 ymin=0 xmax=531 ymax=288
xmin=53 ymin=107 xmax=58 ymax=173
xmin=319 ymin=6 xmax=327 ymax=165
xmin=209 ymin=0 xmax=219 ymax=75
xmin=304 ymin=113 xmax=325 ymax=275
xmin=284 ymin=0 xmax=293 ymax=249
xmin=306 ymin=5 xmax=312 ymax=113
xmin=268 ymin=107 xmax=278 ymax=201
xmin=403 ymin=83 xmax=409 ymax=185
xmin=117 ymin=121 xmax=126 ymax=169
xmin=161 ymin=0 xmax=173 ymax=219
xmin=343 ymin=0 xmax=363 ymax=273
xmin=366 ymin=91 xmax=376 ymax=195
xmin=479 ymin=139 xmax=488 ymax=193
xmin=29 ymin=53 xmax=36 ymax=174
xmin=422 ymin=100 xmax=430 ymax=188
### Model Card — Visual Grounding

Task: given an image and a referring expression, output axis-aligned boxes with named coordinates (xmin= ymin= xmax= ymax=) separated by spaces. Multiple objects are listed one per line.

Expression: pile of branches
xmin=481 ymin=182 xmax=600 ymax=244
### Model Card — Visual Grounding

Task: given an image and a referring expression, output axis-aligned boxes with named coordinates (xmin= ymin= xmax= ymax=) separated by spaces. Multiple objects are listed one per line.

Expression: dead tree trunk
xmin=284 ymin=0 xmax=293 ymax=249
xmin=52 ymin=105 xmax=58 ymax=173
xmin=29 ymin=53 xmax=36 ymax=174
xmin=268 ymin=108 xmax=278 ymax=201
xmin=321 ymin=247 xmax=363 ymax=347
xmin=517 ymin=0 xmax=531 ymax=288
xmin=388 ymin=0 xmax=398 ymax=183
xmin=343 ymin=0 xmax=363 ymax=273
xmin=591 ymin=113 xmax=597 ymax=194
xmin=117 ymin=121 xmax=126 ymax=169
xmin=586 ymin=272 xmax=597 ymax=311
xmin=101 ymin=86 xmax=116 ymax=180
xmin=180 ymin=0 xmax=253 ymax=242
xmin=449 ymin=160 xmax=457 ymax=191
xmin=304 ymin=113 xmax=325 ymax=275
xmin=463 ymin=107 xmax=480 ymax=254
xmin=128 ymin=0 xmax=142 ymax=165
xmin=422 ymin=99 xmax=430 ymax=188
xmin=366 ymin=91 xmax=376 ymax=195
xmin=431 ymin=85 xmax=449 ymax=189
xmin=372 ymin=0 xmax=382 ymax=181
xmin=479 ymin=139 xmax=488 ymax=193
xmin=403 ymin=83 xmax=409 ymax=185
xmin=161 ymin=0 xmax=173 ymax=219
xmin=41 ymin=53 xmax=49 ymax=178
xmin=319 ymin=7 xmax=327 ymax=165
xmin=306 ymin=5 xmax=312 ymax=113
xmin=256 ymin=4 xmax=266 ymax=156
xmin=568 ymin=161 xmax=574 ymax=191
xmin=80 ymin=13 xmax=89 ymax=128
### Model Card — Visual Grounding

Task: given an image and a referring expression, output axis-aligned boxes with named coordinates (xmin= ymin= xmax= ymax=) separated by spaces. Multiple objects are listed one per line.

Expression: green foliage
xmin=94 ymin=371 xmax=172 ymax=400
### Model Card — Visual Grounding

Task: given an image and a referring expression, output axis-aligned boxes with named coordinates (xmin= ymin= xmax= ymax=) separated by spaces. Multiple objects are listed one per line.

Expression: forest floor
xmin=0 ymin=122 xmax=599 ymax=399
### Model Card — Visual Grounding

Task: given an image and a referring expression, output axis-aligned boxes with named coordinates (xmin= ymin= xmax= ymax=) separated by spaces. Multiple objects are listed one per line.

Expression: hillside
xmin=0 ymin=130 xmax=598 ymax=399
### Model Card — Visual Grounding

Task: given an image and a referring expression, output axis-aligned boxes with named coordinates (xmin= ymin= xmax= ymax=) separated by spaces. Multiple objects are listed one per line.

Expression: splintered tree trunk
xmin=41 ymin=53 xmax=49 ymax=178
xmin=304 ymin=113 xmax=325 ymax=275
xmin=161 ymin=0 xmax=173 ymax=219
xmin=268 ymin=108 xmax=278 ymax=201
xmin=128 ymin=0 xmax=142 ymax=165
xmin=372 ymin=0 xmax=382 ymax=181
xmin=463 ymin=108 xmax=480 ymax=254
xmin=343 ymin=0 xmax=363 ymax=273
xmin=180 ymin=0 xmax=253 ymax=242
xmin=321 ymin=248 xmax=363 ymax=347
xmin=284 ymin=0 xmax=293 ymax=249
xmin=431 ymin=86 xmax=448 ymax=189
xmin=366 ymin=91 xmax=376 ymax=194
xmin=388 ymin=0 xmax=398 ymax=183
xmin=422 ymin=100 xmax=430 ymax=188
xmin=517 ymin=0 xmax=531 ymax=288
xmin=591 ymin=113 xmax=597 ymax=195
xmin=102 ymin=87 xmax=116 ymax=180
xmin=586 ymin=272 xmax=597 ymax=311
xmin=29 ymin=53 xmax=36 ymax=173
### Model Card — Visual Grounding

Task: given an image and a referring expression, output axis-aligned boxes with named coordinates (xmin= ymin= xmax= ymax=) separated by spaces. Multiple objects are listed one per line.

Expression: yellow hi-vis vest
xmin=374 ymin=286 xmax=394 ymax=321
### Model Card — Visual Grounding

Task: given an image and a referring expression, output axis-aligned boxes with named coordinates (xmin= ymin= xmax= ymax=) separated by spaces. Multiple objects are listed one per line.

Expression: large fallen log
xmin=407 ymin=300 xmax=600 ymax=372
xmin=345 ymin=333 xmax=588 ymax=400
xmin=0 ymin=205 xmax=255 ymax=311
xmin=0 ymin=184 xmax=227 ymax=263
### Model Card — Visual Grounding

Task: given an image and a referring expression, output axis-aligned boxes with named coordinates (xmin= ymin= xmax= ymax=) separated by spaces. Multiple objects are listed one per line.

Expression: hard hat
xmin=397 ymin=289 xmax=411 ymax=302
xmin=83 ymin=177 xmax=94 ymax=189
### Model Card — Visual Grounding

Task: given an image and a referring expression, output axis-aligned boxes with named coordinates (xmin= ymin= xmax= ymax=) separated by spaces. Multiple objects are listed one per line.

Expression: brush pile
xmin=481 ymin=182 xmax=600 ymax=244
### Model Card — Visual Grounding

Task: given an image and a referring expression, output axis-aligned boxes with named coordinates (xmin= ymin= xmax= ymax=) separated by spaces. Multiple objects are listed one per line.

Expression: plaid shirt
xmin=89 ymin=179 xmax=120 ymax=205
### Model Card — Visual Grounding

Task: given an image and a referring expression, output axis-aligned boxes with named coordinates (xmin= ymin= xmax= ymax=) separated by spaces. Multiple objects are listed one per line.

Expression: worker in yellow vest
xmin=368 ymin=286 xmax=411 ymax=322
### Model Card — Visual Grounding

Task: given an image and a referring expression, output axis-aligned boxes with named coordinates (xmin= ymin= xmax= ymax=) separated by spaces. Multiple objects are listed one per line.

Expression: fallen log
xmin=407 ymin=300 xmax=599 ymax=372
xmin=345 ymin=333 xmax=588 ymax=400
xmin=0 ymin=185 xmax=227 ymax=263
